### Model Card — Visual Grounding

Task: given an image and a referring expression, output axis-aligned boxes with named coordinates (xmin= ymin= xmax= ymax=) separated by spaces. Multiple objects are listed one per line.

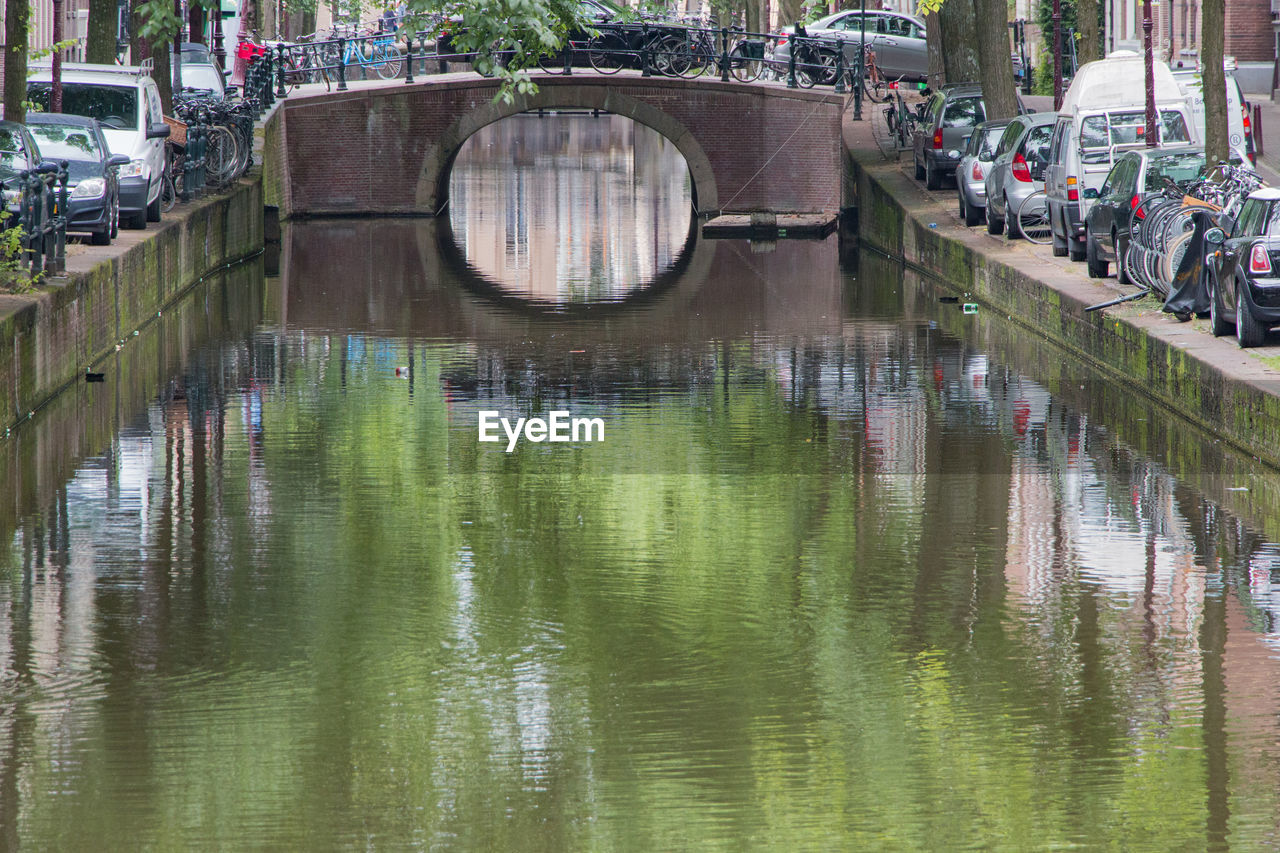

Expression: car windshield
xmin=1080 ymin=110 xmax=1193 ymax=163
xmin=180 ymin=64 xmax=224 ymax=94
xmin=26 ymin=83 xmax=138 ymax=129
xmin=28 ymin=124 xmax=102 ymax=162
xmin=0 ymin=128 xmax=26 ymax=178
xmin=942 ymin=97 xmax=984 ymax=129
xmin=1144 ymin=152 xmax=1206 ymax=190
xmin=970 ymin=125 xmax=1004 ymax=158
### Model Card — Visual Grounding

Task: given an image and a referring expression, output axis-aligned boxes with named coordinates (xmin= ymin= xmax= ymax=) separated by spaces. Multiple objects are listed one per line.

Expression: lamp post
xmin=232 ymin=0 xmax=253 ymax=85
xmin=1143 ymin=0 xmax=1157 ymax=146
xmin=51 ymin=0 xmax=62 ymax=112
xmin=1052 ymin=0 xmax=1062 ymax=109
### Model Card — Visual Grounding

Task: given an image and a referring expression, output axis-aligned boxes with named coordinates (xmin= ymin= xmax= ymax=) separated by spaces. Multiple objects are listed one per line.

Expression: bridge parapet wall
xmin=264 ymin=74 xmax=845 ymax=218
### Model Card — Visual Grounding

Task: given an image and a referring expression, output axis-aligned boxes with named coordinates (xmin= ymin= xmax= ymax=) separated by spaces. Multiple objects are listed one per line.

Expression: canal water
xmin=5 ymin=114 xmax=1280 ymax=848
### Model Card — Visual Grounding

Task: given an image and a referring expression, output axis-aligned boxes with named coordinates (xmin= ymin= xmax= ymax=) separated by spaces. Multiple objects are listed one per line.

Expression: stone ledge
xmin=848 ymin=147 xmax=1280 ymax=469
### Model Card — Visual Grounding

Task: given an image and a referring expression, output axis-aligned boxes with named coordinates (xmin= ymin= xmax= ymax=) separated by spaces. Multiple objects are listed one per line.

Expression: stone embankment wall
xmin=850 ymin=151 xmax=1280 ymax=469
xmin=0 ymin=178 xmax=263 ymax=433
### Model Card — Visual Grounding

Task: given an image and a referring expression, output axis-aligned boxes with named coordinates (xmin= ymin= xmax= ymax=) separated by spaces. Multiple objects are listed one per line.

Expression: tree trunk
xmin=1201 ymin=0 xmax=1227 ymax=167
xmin=776 ymin=0 xmax=804 ymax=29
xmin=972 ymin=0 xmax=1018 ymax=120
xmin=1077 ymin=0 xmax=1100 ymax=63
xmin=3 ymin=0 xmax=29 ymax=123
xmin=190 ymin=5 xmax=207 ymax=44
xmin=154 ymin=39 xmax=172 ymax=112
xmin=938 ymin=0 xmax=980 ymax=85
xmin=130 ymin=0 xmax=150 ymax=65
xmin=87 ymin=0 xmax=120 ymax=63
xmin=925 ymin=12 xmax=944 ymax=89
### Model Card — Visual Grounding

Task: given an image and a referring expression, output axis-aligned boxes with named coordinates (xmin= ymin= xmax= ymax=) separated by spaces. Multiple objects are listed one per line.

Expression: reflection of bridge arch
xmin=428 ymin=214 xmax=702 ymax=317
xmin=279 ymin=219 xmax=842 ymax=347
xmin=265 ymin=74 xmax=845 ymax=218
xmin=420 ymin=87 xmax=719 ymax=214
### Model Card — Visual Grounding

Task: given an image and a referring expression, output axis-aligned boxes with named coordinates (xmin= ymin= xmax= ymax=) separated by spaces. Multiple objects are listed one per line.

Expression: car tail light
xmin=1011 ymin=152 xmax=1032 ymax=182
xmin=1250 ymin=243 xmax=1272 ymax=275
xmin=971 ymin=161 xmax=984 ymax=181
xmin=777 ymin=33 xmax=788 ymax=46
xmin=1066 ymin=175 xmax=1078 ymax=202
xmin=932 ymin=129 xmax=943 ymax=150
xmin=1244 ymin=109 xmax=1251 ymax=135
xmin=1130 ymin=194 xmax=1145 ymax=219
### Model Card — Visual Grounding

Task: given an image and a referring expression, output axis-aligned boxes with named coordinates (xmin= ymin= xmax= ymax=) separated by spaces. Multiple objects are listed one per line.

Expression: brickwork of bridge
xmin=262 ymin=73 xmax=847 ymax=219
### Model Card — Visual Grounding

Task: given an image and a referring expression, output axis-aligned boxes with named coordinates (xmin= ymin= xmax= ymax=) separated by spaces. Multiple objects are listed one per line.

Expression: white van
xmin=1043 ymin=50 xmax=1197 ymax=260
xmin=26 ymin=61 xmax=170 ymax=229
xmin=1173 ymin=65 xmax=1252 ymax=167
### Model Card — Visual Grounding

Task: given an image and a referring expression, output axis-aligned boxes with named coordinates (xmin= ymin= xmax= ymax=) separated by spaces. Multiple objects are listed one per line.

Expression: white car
xmin=27 ymin=62 xmax=171 ymax=229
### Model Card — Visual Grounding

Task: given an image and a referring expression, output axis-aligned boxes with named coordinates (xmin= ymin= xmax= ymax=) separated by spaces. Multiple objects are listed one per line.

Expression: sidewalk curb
xmin=847 ymin=146 xmax=1280 ymax=470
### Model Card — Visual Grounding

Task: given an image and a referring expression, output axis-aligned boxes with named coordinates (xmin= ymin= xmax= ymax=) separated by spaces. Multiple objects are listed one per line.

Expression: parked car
xmin=1083 ymin=145 xmax=1209 ymax=282
xmin=177 ymin=61 xmax=227 ymax=99
xmin=24 ymin=113 xmax=130 ymax=245
xmin=26 ymin=63 xmax=170 ymax=230
xmin=0 ymin=120 xmax=58 ymax=251
xmin=1043 ymin=50 xmax=1196 ymax=261
xmin=913 ymin=84 xmax=990 ymax=190
xmin=983 ymin=111 xmax=1055 ymax=238
xmin=955 ymin=118 xmax=1010 ymax=226
xmin=772 ymin=9 xmax=927 ymax=82
xmin=1206 ymin=187 xmax=1280 ymax=347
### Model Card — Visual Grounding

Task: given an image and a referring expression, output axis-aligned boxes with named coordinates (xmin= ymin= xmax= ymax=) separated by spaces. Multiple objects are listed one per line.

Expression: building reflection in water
xmin=448 ymin=113 xmax=693 ymax=303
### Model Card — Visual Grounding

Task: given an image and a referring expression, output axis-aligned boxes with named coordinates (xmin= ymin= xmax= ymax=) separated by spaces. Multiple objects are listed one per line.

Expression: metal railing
xmin=262 ymin=20 xmax=896 ymax=107
xmin=2 ymin=163 xmax=68 ymax=279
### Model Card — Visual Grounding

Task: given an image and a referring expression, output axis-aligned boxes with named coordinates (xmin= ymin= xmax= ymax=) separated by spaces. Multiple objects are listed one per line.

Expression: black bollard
xmin=277 ymin=44 xmax=288 ymax=98
xmin=787 ymin=37 xmax=798 ymax=89
xmin=720 ymin=27 xmax=729 ymax=82
xmin=834 ymin=39 xmax=846 ymax=94
xmin=405 ymin=36 xmax=415 ymax=83
xmin=642 ymin=23 xmax=652 ymax=77
xmin=853 ymin=46 xmax=863 ymax=120
xmin=337 ymin=37 xmax=348 ymax=90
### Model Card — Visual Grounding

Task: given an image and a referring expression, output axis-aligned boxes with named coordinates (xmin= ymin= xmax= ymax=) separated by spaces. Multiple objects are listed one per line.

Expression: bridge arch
xmin=264 ymin=75 xmax=844 ymax=219
xmin=418 ymin=86 xmax=717 ymax=215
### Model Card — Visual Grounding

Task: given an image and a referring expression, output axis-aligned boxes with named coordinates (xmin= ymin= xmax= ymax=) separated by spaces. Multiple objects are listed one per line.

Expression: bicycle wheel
xmin=729 ymin=43 xmax=761 ymax=82
xmin=204 ymin=125 xmax=239 ymax=185
xmin=1017 ymin=190 xmax=1053 ymax=244
xmin=371 ymin=45 xmax=399 ymax=78
xmin=799 ymin=48 xmax=836 ymax=87
xmin=862 ymin=61 xmax=888 ymax=102
xmin=161 ymin=169 xmax=178 ymax=212
xmin=654 ymin=33 xmax=691 ymax=77
xmin=588 ymin=32 xmax=628 ymax=73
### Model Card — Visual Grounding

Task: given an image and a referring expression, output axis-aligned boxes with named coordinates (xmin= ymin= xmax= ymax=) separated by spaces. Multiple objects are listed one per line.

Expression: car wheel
xmin=1086 ymin=230 xmax=1108 ymax=278
xmin=925 ymin=161 xmax=941 ymax=190
xmin=985 ymin=202 xmax=1004 ymax=236
xmin=1209 ymin=270 xmax=1232 ymax=337
xmin=1068 ymin=235 xmax=1086 ymax=262
xmin=90 ymin=226 xmax=111 ymax=246
xmin=963 ymin=196 xmax=982 ymax=227
xmin=914 ymin=152 xmax=925 ymax=181
xmin=110 ymin=195 xmax=118 ymax=239
xmin=125 ymin=209 xmax=146 ymax=230
xmin=1236 ymin=275 xmax=1267 ymax=348
xmin=1051 ymin=214 xmax=1068 ymax=256
xmin=146 ymin=187 xmax=161 ymax=223
xmin=1004 ymin=196 xmax=1023 ymax=240
xmin=1114 ymin=231 xmax=1129 ymax=284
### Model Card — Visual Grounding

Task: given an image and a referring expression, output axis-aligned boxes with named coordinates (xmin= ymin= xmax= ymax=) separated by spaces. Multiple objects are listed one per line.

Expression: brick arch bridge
xmin=263 ymin=73 xmax=846 ymax=219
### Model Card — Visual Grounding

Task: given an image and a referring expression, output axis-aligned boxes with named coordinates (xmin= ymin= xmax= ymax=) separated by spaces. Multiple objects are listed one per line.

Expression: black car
xmin=1083 ymin=146 xmax=1208 ymax=284
xmin=0 ymin=119 xmax=59 ymax=248
xmin=1206 ymin=187 xmax=1280 ymax=348
xmin=25 ymin=113 xmax=129 ymax=245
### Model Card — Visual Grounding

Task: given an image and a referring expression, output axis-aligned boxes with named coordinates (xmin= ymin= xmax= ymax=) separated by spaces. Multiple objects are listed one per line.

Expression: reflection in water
xmin=11 ymin=156 xmax=1280 ymax=847
xmin=449 ymin=113 xmax=693 ymax=303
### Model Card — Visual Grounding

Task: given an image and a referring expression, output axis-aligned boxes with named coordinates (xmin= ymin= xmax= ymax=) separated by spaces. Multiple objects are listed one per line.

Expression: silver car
xmin=954 ymin=119 xmax=1010 ymax=226
xmin=771 ymin=9 xmax=927 ymax=81
xmin=983 ymin=112 xmax=1056 ymax=239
